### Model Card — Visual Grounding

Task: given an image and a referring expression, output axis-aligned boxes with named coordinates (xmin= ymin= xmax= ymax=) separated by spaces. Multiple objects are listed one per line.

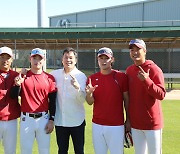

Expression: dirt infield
xmin=164 ymin=90 xmax=180 ymax=100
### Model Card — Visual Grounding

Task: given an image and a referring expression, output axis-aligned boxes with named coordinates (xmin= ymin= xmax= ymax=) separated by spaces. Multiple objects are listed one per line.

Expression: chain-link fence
xmin=11 ymin=47 xmax=180 ymax=89
xmin=13 ymin=48 xmax=180 ymax=74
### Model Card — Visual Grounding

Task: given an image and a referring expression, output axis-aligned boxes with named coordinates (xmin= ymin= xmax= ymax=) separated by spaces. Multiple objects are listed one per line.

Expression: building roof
xmin=0 ymin=26 xmax=180 ymax=49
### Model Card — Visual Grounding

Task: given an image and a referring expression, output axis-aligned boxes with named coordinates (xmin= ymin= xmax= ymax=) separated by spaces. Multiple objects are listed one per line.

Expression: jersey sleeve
xmin=122 ymin=73 xmax=129 ymax=92
xmin=117 ymin=72 xmax=128 ymax=93
xmin=48 ymin=74 xmax=57 ymax=93
xmin=143 ymin=66 xmax=166 ymax=100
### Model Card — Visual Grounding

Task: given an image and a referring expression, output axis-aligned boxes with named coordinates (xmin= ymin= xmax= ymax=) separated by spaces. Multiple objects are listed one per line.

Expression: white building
xmin=49 ymin=0 xmax=180 ymax=28
xmin=48 ymin=0 xmax=180 ymax=73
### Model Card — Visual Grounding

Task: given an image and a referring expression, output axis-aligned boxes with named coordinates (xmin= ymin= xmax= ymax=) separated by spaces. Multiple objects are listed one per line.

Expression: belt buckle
xmin=33 ymin=113 xmax=41 ymax=119
xmin=33 ymin=114 xmax=37 ymax=119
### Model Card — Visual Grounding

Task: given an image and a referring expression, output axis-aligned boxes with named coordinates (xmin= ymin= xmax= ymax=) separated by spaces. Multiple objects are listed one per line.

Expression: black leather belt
xmin=23 ymin=112 xmax=47 ymax=119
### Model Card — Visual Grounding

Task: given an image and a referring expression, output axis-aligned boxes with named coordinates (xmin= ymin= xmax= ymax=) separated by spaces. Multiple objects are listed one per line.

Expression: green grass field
xmin=0 ymin=100 xmax=180 ymax=154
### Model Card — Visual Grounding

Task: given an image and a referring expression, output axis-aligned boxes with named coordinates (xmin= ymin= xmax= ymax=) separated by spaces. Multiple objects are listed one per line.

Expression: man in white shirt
xmin=51 ymin=47 xmax=87 ymax=154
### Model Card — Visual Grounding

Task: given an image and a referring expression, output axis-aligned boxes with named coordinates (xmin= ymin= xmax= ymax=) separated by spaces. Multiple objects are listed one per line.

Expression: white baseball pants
xmin=132 ymin=128 xmax=162 ymax=154
xmin=0 ymin=119 xmax=17 ymax=154
xmin=92 ymin=123 xmax=124 ymax=154
xmin=20 ymin=112 xmax=50 ymax=154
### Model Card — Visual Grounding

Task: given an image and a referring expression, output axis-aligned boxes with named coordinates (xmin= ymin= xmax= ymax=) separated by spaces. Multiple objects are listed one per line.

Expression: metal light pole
xmin=37 ymin=0 xmax=45 ymax=27
xmin=37 ymin=0 xmax=46 ymax=71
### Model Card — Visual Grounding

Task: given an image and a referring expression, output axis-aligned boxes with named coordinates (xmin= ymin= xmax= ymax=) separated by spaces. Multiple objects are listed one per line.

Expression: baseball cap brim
xmin=0 ymin=52 xmax=13 ymax=57
xmin=98 ymin=53 xmax=112 ymax=58
xmin=31 ymin=54 xmax=44 ymax=58
xmin=129 ymin=43 xmax=144 ymax=49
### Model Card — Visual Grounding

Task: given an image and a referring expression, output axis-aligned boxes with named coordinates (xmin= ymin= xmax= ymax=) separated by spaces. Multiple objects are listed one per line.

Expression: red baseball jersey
xmin=20 ymin=70 xmax=57 ymax=113
xmin=126 ymin=60 xmax=166 ymax=130
xmin=87 ymin=70 xmax=128 ymax=126
xmin=0 ymin=70 xmax=21 ymax=121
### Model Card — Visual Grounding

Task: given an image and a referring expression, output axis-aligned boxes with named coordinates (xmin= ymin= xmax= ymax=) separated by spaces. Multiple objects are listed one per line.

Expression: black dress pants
xmin=55 ymin=120 xmax=85 ymax=154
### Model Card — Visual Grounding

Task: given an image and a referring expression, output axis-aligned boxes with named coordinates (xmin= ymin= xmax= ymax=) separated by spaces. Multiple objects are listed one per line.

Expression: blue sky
xmin=0 ymin=0 xmax=143 ymax=27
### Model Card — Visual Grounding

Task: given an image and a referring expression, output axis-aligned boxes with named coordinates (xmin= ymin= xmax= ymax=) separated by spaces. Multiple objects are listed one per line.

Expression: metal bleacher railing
xmin=56 ymin=20 xmax=180 ymax=28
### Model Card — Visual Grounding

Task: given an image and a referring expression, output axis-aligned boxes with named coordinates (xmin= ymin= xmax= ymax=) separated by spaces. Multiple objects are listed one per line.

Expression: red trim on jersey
xmin=87 ymin=70 xmax=128 ymax=126
xmin=21 ymin=70 xmax=57 ymax=113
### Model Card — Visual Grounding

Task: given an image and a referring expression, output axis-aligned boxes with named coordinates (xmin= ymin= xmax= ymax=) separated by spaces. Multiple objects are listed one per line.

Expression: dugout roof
xmin=0 ymin=26 xmax=180 ymax=50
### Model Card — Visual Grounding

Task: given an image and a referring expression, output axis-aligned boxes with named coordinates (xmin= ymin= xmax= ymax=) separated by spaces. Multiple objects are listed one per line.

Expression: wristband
xmin=49 ymin=116 xmax=55 ymax=121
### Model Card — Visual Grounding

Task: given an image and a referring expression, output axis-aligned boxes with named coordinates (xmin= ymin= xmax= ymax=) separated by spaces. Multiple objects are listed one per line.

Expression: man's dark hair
xmin=63 ymin=47 xmax=77 ymax=58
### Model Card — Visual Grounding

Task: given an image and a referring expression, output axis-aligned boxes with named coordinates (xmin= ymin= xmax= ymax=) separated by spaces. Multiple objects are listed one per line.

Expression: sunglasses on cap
xmin=129 ymin=39 xmax=137 ymax=45
xmin=31 ymin=48 xmax=45 ymax=57
xmin=97 ymin=48 xmax=113 ymax=56
xmin=129 ymin=39 xmax=146 ymax=50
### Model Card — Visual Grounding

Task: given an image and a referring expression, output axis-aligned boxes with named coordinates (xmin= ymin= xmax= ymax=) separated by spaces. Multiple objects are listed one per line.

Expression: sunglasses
xmin=31 ymin=49 xmax=44 ymax=56
xmin=97 ymin=49 xmax=112 ymax=55
xmin=129 ymin=40 xmax=138 ymax=45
